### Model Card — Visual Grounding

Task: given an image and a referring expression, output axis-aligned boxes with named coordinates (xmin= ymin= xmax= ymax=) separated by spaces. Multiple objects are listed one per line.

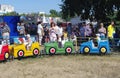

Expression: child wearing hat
xmin=26 ymin=34 xmax=32 ymax=50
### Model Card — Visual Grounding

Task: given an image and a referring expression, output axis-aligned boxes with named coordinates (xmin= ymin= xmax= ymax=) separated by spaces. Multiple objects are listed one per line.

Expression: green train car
xmin=44 ymin=41 xmax=74 ymax=55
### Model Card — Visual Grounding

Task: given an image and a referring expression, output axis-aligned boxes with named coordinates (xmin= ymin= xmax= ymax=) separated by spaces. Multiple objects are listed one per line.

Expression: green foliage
xmin=19 ymin=13 xmax=26 ymax=16
xmin=49 ymin=9 xmax=62 ymax=17
xmin=116 ymin=11 xmax=120 ymax=20
xmin=107 ymin=11 xmax=117 ymax=21
xmin=3 ymin=11 xmax=19 ymax=16
xmin=60 ymin=0 xmax=120 ymax=21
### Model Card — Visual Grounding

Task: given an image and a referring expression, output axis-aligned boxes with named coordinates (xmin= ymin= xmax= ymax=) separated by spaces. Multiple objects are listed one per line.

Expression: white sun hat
xmin=26 ymin=34 xmax=30 ymax=38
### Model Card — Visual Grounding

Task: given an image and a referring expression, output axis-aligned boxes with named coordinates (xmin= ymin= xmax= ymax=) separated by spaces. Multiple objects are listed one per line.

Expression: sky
xmin=0 ymin=0 xmax=62 ymax=14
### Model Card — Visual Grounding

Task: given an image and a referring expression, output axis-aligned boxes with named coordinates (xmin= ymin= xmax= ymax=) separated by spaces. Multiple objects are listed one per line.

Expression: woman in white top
xmin=37 ymin=21 xmax=44 ymax=45
xmin=49 ymin=22 xmax=57 ymax=42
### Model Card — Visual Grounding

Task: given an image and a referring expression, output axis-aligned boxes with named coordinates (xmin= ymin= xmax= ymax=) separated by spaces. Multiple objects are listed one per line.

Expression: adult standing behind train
xmin=107 ymin=21 xmax=115 ymax=39
xmin=57 ymin=23 xmax=63 ymax=47
xmin=54 ymin=23 xmax=59 ymax=36
xmin=31 ymin=22 xmax=37 ymax=35
xmin=17 ymin=23 xmax=25 ymax=36
xmin=44 ymin=25 xmax=49 ymax=43
xmin=0 ymin=22 xmax=10 ymax=44
xmin=79 ymin=22 xmax=86 ymax=43
xmin=49 ymin=22 xmax=57 ymax=42
xmin=37 ymin=21 xmax=44 ymax=45
xmin=79 ymin=22 xmax=86 ymax=37
xmin=66 ymin=22 xmax=72 ymax=38
xmin=85 ymin=22 xmax=92 ymax=38
xmin=98 ymin=23 xmax=106 ymax=39
xmin=57 ymin=23 xmax=63 ymax=40
xmin=107 ymin=21 xmax=116 ymax=47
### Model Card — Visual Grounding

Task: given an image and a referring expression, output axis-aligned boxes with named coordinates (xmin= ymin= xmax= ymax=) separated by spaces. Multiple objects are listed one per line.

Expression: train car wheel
xmin=18 ymin=50 xmax=24 ymax=60
xmin=65 ymin=47 xmax=72 ymax=54
xmin=83 ymin=47 xmax=90 ymax=54
xmin=100 ymin=47 xmax=107 ymax=54
xmin=4 ymin=52 xmax=9 ymax=60
xmin=33 ymin=48 xmax=39 ymax=57
xmin=49 ymin=47 xmax=56 ymax=55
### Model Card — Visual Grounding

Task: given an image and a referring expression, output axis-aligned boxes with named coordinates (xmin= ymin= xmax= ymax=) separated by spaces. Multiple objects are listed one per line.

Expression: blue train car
xmin=80 ymin=39 xmax=110 ymax=54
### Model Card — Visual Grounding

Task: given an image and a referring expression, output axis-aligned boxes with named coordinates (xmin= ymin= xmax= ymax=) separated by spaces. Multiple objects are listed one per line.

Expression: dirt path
xmin=0 ymin=55 xmax=120 ymax=78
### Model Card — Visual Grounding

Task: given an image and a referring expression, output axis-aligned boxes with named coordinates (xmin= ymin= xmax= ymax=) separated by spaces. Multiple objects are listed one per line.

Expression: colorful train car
xmin=80 ymin=39 xmax=110 ymax=54
xmin=0 ymin=36 xmax=111 ymax=61
xmin=0 ymin=41 xmax=10 ymax=61
xmin=44 ymin=41 xmax=74 ymax=55
xmin=9 ymin=37 xmax=40 ymax=59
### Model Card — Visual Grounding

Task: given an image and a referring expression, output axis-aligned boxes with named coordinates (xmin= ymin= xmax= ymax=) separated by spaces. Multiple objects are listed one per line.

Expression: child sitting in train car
xmin=63 ymin=29 xmax=68 ymax=41
xmin=61 ymin=30 xmax=68 ymax=47
xmin=71 ymin=32 xmax=77 ymax=45
xmin=92 ymin=34 xmax=101 ymax=47
xmin=25 ymin=34 xmax=32 ymax=50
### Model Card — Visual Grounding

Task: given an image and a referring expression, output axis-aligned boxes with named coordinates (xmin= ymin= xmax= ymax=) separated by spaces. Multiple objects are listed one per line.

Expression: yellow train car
xmin=9 ymin=37 xmax=40 ymax=59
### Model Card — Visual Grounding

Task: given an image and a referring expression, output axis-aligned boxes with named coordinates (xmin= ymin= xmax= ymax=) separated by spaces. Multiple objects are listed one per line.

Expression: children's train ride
xmin=0 ymin=35 xmax=111 ymax=61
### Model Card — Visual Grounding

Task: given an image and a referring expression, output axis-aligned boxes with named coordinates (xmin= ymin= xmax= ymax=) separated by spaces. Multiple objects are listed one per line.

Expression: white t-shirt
xmin=54 ymin=25 xmax=59 ymax=35
xmin=58 ymin=27 xmax=63 ymax=36
xmin=37 ymin=24 xmax=43 ymax=35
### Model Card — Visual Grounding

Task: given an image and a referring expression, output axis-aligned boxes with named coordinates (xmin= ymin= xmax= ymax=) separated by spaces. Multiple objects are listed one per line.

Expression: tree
xmin=49 ymin=9 xmax=61 ymax=17
xmin=3 ymin=11 xmax=19 ymax=16
xmin=116 ymin=10 xmax=120 ymax=20
xmin=60 ymin=0 xmax=120 ymax=21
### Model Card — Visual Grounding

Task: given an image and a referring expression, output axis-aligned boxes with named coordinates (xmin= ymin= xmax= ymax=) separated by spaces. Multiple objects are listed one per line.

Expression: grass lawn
xmin=0 ymin=54 xmax=120 ymax=78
